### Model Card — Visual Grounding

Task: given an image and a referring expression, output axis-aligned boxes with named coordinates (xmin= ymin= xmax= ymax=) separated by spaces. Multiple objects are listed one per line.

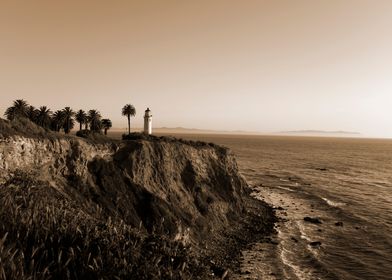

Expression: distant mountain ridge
xmin=279 ymin=130 xmax=361 ymax=135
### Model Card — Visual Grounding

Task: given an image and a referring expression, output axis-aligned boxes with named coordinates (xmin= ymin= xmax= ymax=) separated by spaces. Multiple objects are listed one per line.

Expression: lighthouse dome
xmin=144 ymin=108 xmax=152 ymax=117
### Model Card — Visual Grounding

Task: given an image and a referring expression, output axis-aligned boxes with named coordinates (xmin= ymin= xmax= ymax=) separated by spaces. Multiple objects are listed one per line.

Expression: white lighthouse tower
xmin=143 ymin=108 xmax=152 ymax=135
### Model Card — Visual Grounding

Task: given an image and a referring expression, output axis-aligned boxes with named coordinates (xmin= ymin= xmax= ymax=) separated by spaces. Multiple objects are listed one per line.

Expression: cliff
xmin=0 ymin=118 xmax=274 ymax=279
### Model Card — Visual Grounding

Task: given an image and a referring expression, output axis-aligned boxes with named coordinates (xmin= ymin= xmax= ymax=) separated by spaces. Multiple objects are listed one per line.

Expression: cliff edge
xmin=0 ymin=118 xmax=275 ymax=279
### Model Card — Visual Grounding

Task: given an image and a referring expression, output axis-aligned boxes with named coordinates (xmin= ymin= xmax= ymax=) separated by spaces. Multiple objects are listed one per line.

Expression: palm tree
xmin=122 ymin=104 xmax=136 ymax=134
xmin=88 ymin=109 xmax=102 ymax=132
xmin=62 ymin=107 xmax=75 ymax=134
xmin=75 ymin=109 xmax=87 ymax=131
xmin=101 ymin=119 xmax=112 ymax=135
xmin=4 ymin=107 xmax=16 ymax=121
xmin=4 ymin=99 xmax=29 ymax=120
xmin=36 ymin=106 xmax=52 ymax=129
xmin=51 ymin=110 xmax=65 ymax=132
xmin=26 ymin=105 xmax=37 ymax=123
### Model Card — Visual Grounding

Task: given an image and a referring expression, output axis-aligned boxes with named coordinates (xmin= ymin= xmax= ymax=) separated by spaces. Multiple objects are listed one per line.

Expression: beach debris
xmin=303 ymin=216 xmax=322 ymax=224
xmin=309 ymin=241 xmax=322 ymax=247
xmin=315 ymin=168 xmax=328 ymax=171
xmin=335 ymin=222 xmax=344 ymax=227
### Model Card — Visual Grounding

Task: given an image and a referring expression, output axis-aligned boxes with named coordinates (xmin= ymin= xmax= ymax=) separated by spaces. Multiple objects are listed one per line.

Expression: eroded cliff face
xmin=0 ymin=133 xmax=247 ymax=242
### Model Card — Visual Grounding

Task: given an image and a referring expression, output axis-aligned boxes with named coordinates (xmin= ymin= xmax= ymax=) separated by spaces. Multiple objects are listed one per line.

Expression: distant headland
xmin=278 ymin=130 xmax=361 ymax=136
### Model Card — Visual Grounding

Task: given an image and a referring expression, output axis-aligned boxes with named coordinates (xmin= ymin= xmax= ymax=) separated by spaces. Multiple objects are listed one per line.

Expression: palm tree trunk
xmin=104 ymin=128 xmax=107 ymax=135
xmin=79 ymin=122 xmax=82 ymax=131
xmin=128 ymin=115 xmax=130 ymax=134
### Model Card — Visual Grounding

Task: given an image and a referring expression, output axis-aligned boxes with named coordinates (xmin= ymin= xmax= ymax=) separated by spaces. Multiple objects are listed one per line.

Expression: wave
xmin=280 ymin=247 xmax=306 ymax=280
xmin=276 ymin=185 xmax=295 ymax=192
xmin=322 ymin=197 xmax=346 ymax=207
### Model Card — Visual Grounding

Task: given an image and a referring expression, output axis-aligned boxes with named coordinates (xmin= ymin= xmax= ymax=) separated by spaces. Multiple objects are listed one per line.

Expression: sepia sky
xmin=1 ymin=0 xmax=392 ymax=137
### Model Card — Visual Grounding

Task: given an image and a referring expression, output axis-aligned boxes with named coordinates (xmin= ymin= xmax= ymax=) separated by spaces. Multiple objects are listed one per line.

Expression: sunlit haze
xmin=1 ymin=0 xmax=392 ymax=137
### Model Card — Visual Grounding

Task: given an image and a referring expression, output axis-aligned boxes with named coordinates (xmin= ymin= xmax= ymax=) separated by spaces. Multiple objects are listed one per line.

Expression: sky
xmin=1 ymin=0 xmax=392 ymax=137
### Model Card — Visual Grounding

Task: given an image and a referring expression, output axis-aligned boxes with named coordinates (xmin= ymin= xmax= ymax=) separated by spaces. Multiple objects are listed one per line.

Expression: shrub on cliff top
xmin=76 ymin=129 xmax=111 ymax=143
xmin=122 ymin=132 xmax=150 ymax=141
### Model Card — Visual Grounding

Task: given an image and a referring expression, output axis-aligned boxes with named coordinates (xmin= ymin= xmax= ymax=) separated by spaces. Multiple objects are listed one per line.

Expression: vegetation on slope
xmin=0 ymin=117 xmax=58 ymax=140
xmin=0 ymin=170 xmax=210 ymax=280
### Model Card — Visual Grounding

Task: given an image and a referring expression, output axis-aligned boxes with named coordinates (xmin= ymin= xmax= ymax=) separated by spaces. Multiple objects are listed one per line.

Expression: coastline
xmin=236 ymin=173 xmax=370 ymax=280
xmin=233 ymin=175 xmax=332 ymax=280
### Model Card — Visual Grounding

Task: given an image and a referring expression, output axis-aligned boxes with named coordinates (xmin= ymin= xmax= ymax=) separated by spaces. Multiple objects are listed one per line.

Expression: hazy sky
xmin=1 ymin=0 xmax=392 ymax=137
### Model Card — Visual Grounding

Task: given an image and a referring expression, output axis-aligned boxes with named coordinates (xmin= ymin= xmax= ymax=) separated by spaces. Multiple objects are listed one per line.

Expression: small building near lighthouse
xmin=144 ymin=108 xmax=152 ymax=135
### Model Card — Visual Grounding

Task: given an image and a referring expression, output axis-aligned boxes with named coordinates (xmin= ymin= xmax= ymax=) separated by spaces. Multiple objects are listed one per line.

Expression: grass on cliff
xmin=0 ymin=171 xmax=210 ymax=280
xmin=0 ymin=118 xmax=59 ymax=140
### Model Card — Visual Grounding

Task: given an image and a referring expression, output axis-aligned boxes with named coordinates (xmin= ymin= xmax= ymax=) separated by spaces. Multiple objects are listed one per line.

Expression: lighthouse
xmin=144 ymin=108 xmax=152 ymax=135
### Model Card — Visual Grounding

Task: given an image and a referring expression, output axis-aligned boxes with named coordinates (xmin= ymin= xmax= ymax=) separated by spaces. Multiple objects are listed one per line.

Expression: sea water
xmin=174 ymin=134 xmax=392 ymax=280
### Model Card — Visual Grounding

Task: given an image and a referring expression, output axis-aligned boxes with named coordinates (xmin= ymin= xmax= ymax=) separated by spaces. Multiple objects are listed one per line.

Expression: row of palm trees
xmin=4 ymin=99 xmax=113 ymax=135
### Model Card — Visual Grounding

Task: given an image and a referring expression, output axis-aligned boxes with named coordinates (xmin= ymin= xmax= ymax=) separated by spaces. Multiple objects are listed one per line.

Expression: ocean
xmin=169 ymin=134 xmax=392 ymax=280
